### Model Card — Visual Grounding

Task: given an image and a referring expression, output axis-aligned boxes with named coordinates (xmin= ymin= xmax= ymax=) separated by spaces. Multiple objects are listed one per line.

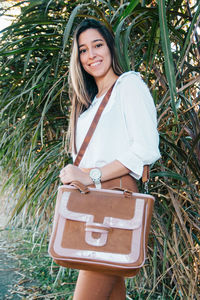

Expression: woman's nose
xmin=88 ymin=47 xmax=96 ymax=58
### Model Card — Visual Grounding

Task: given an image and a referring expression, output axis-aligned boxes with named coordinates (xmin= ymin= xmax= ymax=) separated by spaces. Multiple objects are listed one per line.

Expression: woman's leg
xmin=73 ymin=270 xmax=126 ymax=300
xmin=109 ymin=276 xmax=126 ymax=300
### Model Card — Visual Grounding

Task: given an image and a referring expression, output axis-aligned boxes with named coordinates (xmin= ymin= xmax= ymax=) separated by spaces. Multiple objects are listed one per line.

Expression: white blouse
xmin=72 ymin=71 xmax=161 ymax=180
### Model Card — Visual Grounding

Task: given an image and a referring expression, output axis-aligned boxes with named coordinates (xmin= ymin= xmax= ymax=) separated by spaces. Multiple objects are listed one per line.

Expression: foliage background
xmin=0 ymin=0 xmax=199 ymax=299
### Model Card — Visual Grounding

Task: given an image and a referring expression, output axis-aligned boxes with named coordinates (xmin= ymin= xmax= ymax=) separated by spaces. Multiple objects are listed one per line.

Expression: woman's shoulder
xmin=114 ymin=71 xmax=154 ymax=105
xmin=115 ymin=71 xmax=144 ymax=89
xmin=117 ymin=71 xmax=141 ymax=81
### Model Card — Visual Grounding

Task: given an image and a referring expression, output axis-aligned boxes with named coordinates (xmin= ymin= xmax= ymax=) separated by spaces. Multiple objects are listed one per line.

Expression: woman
xmin=59 ymin=19 xmax=160 ymax=300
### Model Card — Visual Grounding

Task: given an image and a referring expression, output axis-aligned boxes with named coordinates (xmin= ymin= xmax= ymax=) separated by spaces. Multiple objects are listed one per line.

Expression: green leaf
xmin=151 ymin=171 xmax=188 ymax=183
xmin=158 ymin=0 xmax=177 ymax=118
xmin=62 ymin=3 xmax=89 ymax=53
xmin=115 ymin=0 xmax=140 ymax=28
xmin=178 ymin=3 xmax=200 ymax=70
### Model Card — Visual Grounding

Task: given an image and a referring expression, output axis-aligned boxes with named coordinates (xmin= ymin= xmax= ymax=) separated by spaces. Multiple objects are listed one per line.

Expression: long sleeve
xmin=116 ymin=72 xmax=161 ymax=179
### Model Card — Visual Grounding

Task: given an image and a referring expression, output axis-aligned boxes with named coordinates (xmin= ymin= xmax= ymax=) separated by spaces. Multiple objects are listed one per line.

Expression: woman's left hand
xmin=59 ymin=164 xmax=92 ymax=186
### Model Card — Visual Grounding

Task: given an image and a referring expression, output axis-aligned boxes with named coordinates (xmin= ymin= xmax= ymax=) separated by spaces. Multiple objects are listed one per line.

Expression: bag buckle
xmin=85 ymin=222 xmax=111 ymax=247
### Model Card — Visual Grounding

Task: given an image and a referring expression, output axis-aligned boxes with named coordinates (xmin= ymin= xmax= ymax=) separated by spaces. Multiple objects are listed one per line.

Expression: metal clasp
xmin=144 ymin=179 xmax=149 ymax=194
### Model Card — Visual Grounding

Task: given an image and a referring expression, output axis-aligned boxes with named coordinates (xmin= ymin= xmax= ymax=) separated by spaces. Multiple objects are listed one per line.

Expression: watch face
xmin=90 ymin=168 xmax=101 ymax=180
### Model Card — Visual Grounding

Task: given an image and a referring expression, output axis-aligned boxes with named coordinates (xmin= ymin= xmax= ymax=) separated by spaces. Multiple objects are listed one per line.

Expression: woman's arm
xmin=115 ymin=72 xmax=160 ymax=179
xmin=59 ymin=160 xmax=130 ymax=186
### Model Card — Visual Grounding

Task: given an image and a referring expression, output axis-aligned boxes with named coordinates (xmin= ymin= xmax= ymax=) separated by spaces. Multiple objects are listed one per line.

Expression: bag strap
xmin=73 ymin=82 xmax=150 ymax=183
xmin=74 ymin=84 xmax=115 ymax=167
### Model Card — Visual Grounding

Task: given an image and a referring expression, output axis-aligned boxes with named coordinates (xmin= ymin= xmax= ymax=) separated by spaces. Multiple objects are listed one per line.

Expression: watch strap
xmin=94 ymin=182 xmax=101 ymax=189
xmin=90 ymin=168 xmax=102 ymax=189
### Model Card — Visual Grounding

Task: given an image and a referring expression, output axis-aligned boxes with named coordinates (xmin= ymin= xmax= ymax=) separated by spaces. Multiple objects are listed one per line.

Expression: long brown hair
xmin=68 ymin=19 xmax=123 ymax=154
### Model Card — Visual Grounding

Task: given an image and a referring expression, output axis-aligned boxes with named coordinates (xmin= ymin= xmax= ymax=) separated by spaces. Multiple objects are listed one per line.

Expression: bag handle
xmin=70 ymin=181 xmax=90 ymax=194
xmin=73 ymin=82 xmax=149 ymax=183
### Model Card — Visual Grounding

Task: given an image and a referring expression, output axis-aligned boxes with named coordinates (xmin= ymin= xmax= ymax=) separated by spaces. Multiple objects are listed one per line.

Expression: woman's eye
xmin=79 ymin=49 xmax=86 ymax=54
xmin=96 ymin=43 xmax=103 ymax=48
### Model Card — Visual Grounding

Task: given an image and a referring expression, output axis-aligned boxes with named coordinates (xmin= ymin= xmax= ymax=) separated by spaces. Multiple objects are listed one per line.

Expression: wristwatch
xmin=89 ymin=168 xmax=102 ymax=189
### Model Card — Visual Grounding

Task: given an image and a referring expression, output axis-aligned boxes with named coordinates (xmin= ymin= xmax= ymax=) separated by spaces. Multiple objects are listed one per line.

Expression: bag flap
xmin=59 ymin=189 xmax=146 ymax=230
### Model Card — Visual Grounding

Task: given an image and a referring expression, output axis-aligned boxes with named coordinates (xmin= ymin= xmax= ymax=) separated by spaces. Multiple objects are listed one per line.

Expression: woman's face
xmin=78 ymin=28 xmax=112 ymax=80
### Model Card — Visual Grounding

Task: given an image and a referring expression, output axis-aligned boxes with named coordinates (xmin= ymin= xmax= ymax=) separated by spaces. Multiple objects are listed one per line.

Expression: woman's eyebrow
xmin=79 ymin=38 xmax=104 ymax=48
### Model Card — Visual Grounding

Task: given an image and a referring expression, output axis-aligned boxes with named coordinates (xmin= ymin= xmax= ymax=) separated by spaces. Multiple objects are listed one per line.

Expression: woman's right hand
xmin=59 ymin=164 xmax=93 ymax=186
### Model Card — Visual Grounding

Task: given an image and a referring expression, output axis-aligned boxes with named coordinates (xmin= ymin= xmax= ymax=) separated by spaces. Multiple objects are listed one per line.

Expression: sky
xmin=0 ymin=1 xmax=21 ymax=32
xmin=0 ymin=17 xmax=12 ymax=31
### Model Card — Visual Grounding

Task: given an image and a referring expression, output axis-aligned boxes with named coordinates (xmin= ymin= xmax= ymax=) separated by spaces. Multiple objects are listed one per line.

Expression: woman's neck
xmin=95 ymin=71 xmax=119 ymax=98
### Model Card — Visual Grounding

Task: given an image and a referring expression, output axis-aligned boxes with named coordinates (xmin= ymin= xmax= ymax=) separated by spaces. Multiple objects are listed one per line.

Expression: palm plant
xmin=0 ymin=0 xmax=199 ymax=298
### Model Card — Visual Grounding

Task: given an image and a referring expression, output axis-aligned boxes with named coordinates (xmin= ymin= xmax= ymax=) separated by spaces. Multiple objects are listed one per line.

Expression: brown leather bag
xmin=48 ymin=84 xmax=155 ymax=277
xmin=48 ymin=181 xmax=154 ymax=277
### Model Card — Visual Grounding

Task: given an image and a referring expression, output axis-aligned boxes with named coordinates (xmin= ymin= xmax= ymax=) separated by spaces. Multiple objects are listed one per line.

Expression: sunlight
xmin=0 ymin=0 xmax=21 ymax=31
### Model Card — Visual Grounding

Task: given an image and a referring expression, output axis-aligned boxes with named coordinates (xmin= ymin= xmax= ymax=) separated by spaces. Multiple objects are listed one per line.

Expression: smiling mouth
xmin=89 ymin=61 xmax=101 ymax=67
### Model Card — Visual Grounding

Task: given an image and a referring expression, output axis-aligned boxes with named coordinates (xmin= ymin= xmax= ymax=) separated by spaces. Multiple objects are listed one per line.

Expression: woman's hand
xmin=59 ymin=164 xmax=92 ymax=186
xmin=59 ymin=160 xmax=130 ymax=186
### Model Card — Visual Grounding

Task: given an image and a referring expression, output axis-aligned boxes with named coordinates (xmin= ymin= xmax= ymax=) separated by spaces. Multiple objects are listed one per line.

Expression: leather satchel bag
xmin=48 ymin=84 xmax=155 ymax=277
